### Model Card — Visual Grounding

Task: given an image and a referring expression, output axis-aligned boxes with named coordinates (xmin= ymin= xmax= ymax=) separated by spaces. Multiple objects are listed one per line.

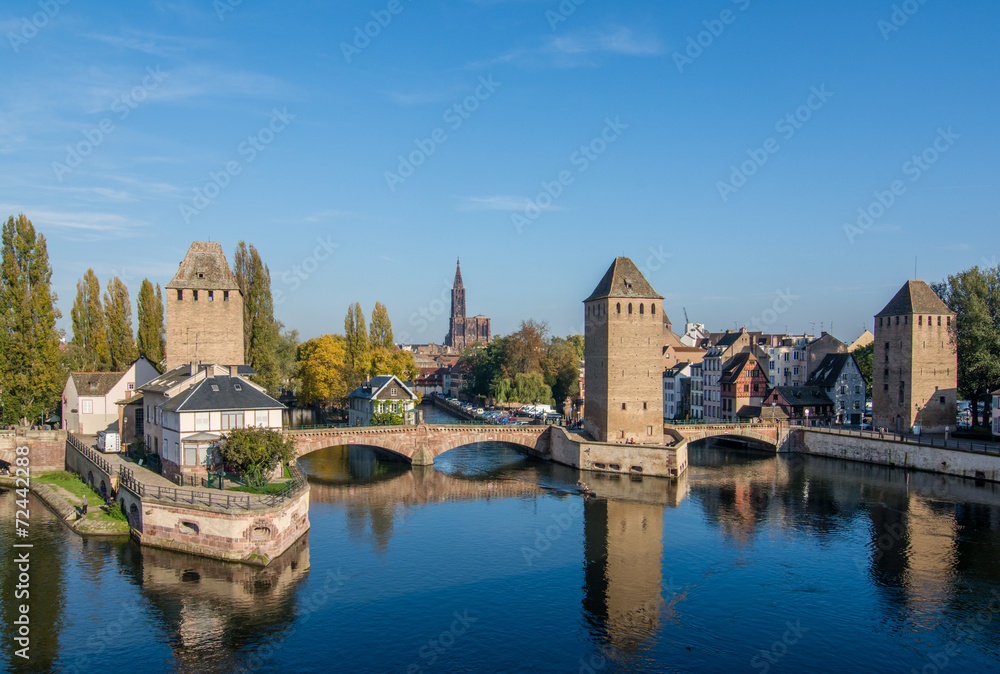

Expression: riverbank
xmin=0 ymin=474 xmax=130 ymax=536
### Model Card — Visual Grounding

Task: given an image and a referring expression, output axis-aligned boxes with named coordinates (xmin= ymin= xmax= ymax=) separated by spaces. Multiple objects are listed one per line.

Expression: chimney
xmin=229 ymin=365 xmax=239 ymax=377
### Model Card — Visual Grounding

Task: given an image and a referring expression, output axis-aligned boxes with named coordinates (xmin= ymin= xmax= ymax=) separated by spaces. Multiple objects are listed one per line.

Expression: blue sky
xmin=2 ymin=0 xmax=997 ymax=346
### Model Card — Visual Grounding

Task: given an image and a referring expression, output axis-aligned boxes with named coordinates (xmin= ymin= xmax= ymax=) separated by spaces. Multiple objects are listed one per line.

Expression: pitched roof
xmin=875 ymin=280 xmax=953 ymax=318
xmin=165 ymin=241 xmax=240 ymax=291
xmin=720 ymin=352 xmax=762 ymax=384
xmin=584 ymin=257 xmax=663 ymax=302
xmin=140 ymin=363 xmax=196 ymax=393
xmin=806 ymin=353 xmax=860 ymax=387
xmin=71 ymin=371 xmax=126 ymax=397
xmin=716 ymin=330 xmax=745 ymax=349
xmin=159 ymin=375 xmax=284 ymax=413
xmin=768 ymin=386 xmax=834 ymax=407
xmin=348 ymin=375 xmax=417 ymax=401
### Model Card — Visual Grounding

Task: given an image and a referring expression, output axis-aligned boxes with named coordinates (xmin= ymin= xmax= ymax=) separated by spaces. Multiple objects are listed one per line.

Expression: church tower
xmin=584 ymin=257 xmax=664 ymax=444
xmin=164 ymin=242 xmax=244 ymax=370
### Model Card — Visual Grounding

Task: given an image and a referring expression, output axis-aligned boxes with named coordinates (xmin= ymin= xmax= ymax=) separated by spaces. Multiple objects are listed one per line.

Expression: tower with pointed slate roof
xmin=445 ymin=258 xmax=490 ymax=350
xmin=873 ymin=280 xmax=956 ymax=433
xmin=584 ymin=257 xmax=665 ymax=444
xmin=164 ymin=242 xmax=244 ymax=370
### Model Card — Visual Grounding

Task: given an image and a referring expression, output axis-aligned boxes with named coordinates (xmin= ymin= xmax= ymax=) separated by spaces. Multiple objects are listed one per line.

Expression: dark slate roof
xmin=876 ymin=280 xmax=953 ymax=318
xmin=140 ymin=364 xmax=195 ymax=393
xmin=720 ymin=352 xmax=753 ymax=384
xmin=71 ymin=371 xmax=126 ymax=397
xmin=806 ymin=353 xmax=856 ymax=387
xmin=769 ymin=386 xmax=834 ymax=407
xmin=716 ymin=331 xmax=744 ymax=349
xmin=348 ymin=375 xmax=417 ymax=401
xmin=159 ymin=376 xmax=284 ymax=413
xmin=665 ymin=362 xmax=691 ymax=377
xmin=165 ymin=241 xmax=240 ymax=291
xmin=584 ymin=257 xmax=663 ymax=302
xmin=736 ymin=405 xmax=762 ymax=419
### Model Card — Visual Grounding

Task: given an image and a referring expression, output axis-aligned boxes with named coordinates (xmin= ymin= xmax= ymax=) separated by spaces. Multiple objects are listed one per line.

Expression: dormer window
xmin=197 ymin=272 xmax=205 ymax=279
xmin=234 ymin=383 xmax=242 ymax=391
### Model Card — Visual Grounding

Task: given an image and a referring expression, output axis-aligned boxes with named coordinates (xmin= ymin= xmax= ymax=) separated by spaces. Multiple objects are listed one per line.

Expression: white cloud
xmin=455 ymin=195 xmax=565 ymax=212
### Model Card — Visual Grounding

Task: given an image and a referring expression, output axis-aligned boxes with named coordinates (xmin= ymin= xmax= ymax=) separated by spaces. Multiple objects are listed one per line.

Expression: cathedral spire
xmin=454 ymin=257 xmax=464 ymax=288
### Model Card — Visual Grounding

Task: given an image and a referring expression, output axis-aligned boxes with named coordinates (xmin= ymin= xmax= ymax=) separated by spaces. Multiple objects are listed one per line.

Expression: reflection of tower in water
xmin=583 ymin=497 xmax=666 ymax=650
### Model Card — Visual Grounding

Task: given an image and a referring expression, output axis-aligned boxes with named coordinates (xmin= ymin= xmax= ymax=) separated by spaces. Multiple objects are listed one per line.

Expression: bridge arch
xmin=664 ymin=423 xmax=785 ymax=452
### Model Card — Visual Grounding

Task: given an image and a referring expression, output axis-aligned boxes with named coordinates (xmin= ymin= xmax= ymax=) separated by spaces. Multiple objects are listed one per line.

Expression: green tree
xmin=542 ymin=337 xmax=580 ymax=412
xmin=371 ymin=410 xmax=405 ymax=426
xmin=344 ymin=302 xmax=370 ymax=388
xmin=0 ymin=214 xmax=63 ymax=425
xmin=70 ymin=268 xmax=109 ymax=369
xmin=136 ymin=279 xmax=165 ymax=369
xmin=217 ymin=426 xmax=294 ymax=488
xmin=275 ymin=325 xmax=301 ymax=395
xmin=505 ymin=319 xmax=549 ymax=376
xmin=369 ymin=301 xmax=394 ymax=349
xmin=565 ymin=334 xmax=585 ymax=360
xmin=297 ymin=334 xmax=350 ymax=405
xmin=365 ymin=346 xmax=418 ymax=382
xmin=935 ymin=267 xmax=1000 ymax=427
xmin=853 ymin=342 xmax=873 ymax=398
xmin=104 ymin=276 xmax=138 ymax=371
xmin=235 ymin=242 xmax=280 ymax=394
xmin=460 ymin=337 xmax=509 ymax=398
xmin=511 ymin=371 xmax=553 ymax=405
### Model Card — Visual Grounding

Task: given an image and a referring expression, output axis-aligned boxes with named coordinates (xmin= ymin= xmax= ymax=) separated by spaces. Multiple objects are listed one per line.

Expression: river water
xmin=2 ymin=403 xmax=1000 ymax=672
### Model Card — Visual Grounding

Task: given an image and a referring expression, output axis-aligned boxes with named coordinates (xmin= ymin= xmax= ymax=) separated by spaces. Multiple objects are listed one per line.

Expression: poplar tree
xmin=69 ymin=268 xmax=109 ymax=368
xmin=104 ymin=276 xmax=138 ymax=370
xmin=369 ymin=301 xmax=394 ymax=349
xmin=344 ymin=302 xmax=369 ymax=369
xmin=136 ymin=278 xmax=165 ymax=369
xmin=234 ymin=241 xmax=280 ymax=394
xmin=0 ymin=214 xmax=62 ymax=425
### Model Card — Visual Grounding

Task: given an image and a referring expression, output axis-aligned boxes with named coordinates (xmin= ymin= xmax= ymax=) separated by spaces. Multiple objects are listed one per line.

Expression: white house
xmin=139 ymin=363 xmax=284 ymax=482
xmin=348 ymin=375 xmax=418 ymax=427
xmin=62 ymin=356 xmax=159 ymax=435
xmin=663 ymin=362 xmax=693 ymax=421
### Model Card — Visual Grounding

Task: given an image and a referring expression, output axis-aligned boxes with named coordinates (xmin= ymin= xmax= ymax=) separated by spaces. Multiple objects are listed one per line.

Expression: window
xmin=224 ymin=291 xmax=230 ymax=302
xmin=937 ymin=316 xmax=941 ymax=326
xmin=940 ymin=396 xmax=945 ymax=404
xmin=80 ymin=399 xmax=93 ymax=414
xmin=255 ymin=410 xmax=269 ymax=427
xmin=616 ymin=303 xmax=620 ymax=314
xmin=621 ymin=403 xmax=627 ymax=410
xmin=651 ymin=304 xmax=656 ymax=315
xmin=884 ymin=383 xmax=889 ymax=391
xmin=177 ymin=289 xmax=183 ymax=300
xmin=639 ymin=303 xmax=644 ymax=315
xmin=643 ymin=402 xmax=647 ymax=410
xmin=197 ymin=272 xmax=205 ymax=279
xmin=919 ymin=316 xmax=922 ymax=326
xmin=127 ymin=382 xmax=134 ymax=390
xmin=628 ymin=303 xmax=633 ymax=314
xmin=391 ymin=387 xmax=397 ymax=396
xmin=208 ymin=290 xmax=214 ymax=302
xmin=222 ymin=412 xmax=243 ymax=430
xmin=784 ymin=353 xmax=789 ymax=362
xmin=793 ymin=367 xmax=799 ymax=376
xmin=195 ymin=412 xmax=210 ymax=431
xmin=896 ymin=316 xmax=899 ymax=325
xmin=193 ymin=290 xmax=199 ymax=301
xmin=947 ymin=317 xmax=951 ymax=326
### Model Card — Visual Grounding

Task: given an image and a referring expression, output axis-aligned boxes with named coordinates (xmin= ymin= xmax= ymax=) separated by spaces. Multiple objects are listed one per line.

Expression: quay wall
xmin=549 ymin=427 xmax=687 ymax=478
xmin=0 ymin=428 xmax=66 ymax=472
xmin=795 ymin=429 xmax=1000 ymax=483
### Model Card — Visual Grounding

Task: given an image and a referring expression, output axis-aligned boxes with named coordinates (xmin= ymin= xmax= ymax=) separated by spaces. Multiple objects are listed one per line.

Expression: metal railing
xmin=805 ymin=426 xmax=1000 ymax=455
xmin=118 ymin=462 xmax=305 ymax=510
xmin=67 ymin=433 xmax=114 ymax=475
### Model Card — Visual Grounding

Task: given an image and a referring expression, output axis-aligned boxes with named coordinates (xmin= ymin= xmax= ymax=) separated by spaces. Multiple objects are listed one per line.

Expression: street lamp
xmin=805 ymin=408 xmax=810 ymax=427
xmin=771 ymin=401 xmax=776 ymax=424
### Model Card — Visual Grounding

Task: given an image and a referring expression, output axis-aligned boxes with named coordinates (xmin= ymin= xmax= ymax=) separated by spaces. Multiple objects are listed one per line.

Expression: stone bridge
xmin=286 ymin=424 xmax=551 ymax=465
xmin=664 ymin=423 xmax=789 ymax=451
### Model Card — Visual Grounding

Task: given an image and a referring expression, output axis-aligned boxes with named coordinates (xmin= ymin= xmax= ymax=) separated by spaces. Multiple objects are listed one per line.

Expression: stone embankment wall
xmin=794 ymin=429 xmax=1000 ymax=483
xmin=125 ymin=487 xmax=311 ymax=566
xmin=0 ymin=428 xmax=66 ymax=472
xmin=549 ymin=427 xmax=687 ymax=478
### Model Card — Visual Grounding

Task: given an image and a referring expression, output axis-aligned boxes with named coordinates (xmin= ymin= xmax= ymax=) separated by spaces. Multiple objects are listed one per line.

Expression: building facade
xmin=347 ymin=375 xmax=419 ymax=426
xmin=719 ymin=353 xmax=768 ymax=421
xmin=164 ymin=241 xmax=244 ymax=370
xmin=61 ymin=357 xmax=159 ymax=435
xmin=583 ymin=257 xmax=664 ymax=444
xmin=444 ymin=259 xmax=491 ymax=350
xmin=806 ymin=353 xmax=867 ymax=425
xmin=663 ymin=362 xmax=692 ymax=421
xmin=873 ymin=280 xmax=957 ymax=434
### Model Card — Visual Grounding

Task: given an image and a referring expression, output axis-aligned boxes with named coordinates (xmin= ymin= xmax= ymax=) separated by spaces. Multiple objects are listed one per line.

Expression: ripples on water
xmin=3 ymin=412 xmax=1000 ymax=672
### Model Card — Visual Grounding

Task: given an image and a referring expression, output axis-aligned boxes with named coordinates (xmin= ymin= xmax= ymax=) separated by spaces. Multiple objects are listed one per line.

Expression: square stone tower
xmin=584 ymin=257 xmax=665 ymax=444
xmin=873 ymin=280 xmax=957 ymax=434
xmin=164 ymin=242 xmax=244 ymax=370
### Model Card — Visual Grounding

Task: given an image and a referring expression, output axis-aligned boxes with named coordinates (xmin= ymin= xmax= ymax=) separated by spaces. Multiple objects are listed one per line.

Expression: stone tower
xmin=584 ymin=257 xmax=664 ymax=444
xmin=873 ymin=280 xmax=957 ymax=434
xmin=445 ymin=258 xmax=490 ymax=350
xmin=164 ymin=242 xmax=244 ymax=370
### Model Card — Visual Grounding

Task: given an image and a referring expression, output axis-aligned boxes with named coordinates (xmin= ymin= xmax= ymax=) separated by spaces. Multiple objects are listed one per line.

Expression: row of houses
xmin=662 ymin=327 xmax=869 ymax=425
